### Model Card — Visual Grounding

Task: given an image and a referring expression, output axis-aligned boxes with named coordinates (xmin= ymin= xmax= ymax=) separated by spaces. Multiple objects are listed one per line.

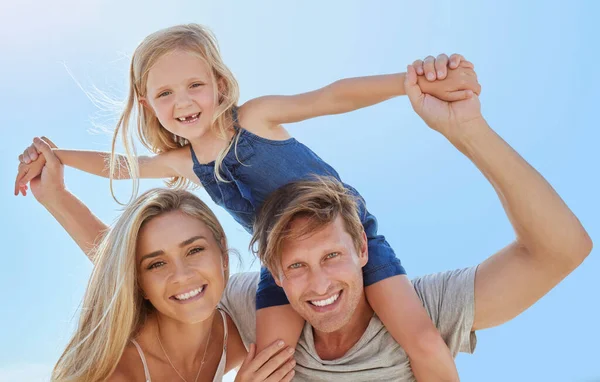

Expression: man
xmin=25 ymin=64 xmax=591 ymax=381
xmin=219 ymin=64 xmax=592 ymax=380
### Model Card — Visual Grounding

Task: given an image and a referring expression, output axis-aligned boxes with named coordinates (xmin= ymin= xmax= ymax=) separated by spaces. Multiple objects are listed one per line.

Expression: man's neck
xmin=312 ymin=294 xmax=374 ymax=360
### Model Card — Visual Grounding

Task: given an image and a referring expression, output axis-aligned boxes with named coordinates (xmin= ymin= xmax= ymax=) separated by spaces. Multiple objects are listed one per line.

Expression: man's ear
xmin=358 ymin=230 xmax=369 ymax=268
xmin=274 ymin=269 xmax=283 ymax=287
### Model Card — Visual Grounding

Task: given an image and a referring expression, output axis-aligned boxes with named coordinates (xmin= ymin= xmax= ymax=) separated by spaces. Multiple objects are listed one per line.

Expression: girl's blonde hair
xmin=111 ymin=24 xmax=240 ymax=204
xmin=52 ymin=188 xmax=230 ymax=382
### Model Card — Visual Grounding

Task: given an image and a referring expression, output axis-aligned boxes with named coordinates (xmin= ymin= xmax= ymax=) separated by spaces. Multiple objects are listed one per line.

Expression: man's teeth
xmin=174 ymin=286 xmax=204 ymax=301
xmin=310 ymin=292 xmax=340 ymax=307
xmin=177 ymin=113 xmax=200 ymax=122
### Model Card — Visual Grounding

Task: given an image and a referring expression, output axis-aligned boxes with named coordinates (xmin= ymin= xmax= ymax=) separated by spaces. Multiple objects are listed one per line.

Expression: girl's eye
xmin=190 ymin=83 xmax=204 ymax=88
xmin=148 ymin=261 xmax=165 ymax=270
xmin=188 ymin=247 xmax=205 ymax=256
xmin=157 ymin=91 xmax=171 ymax=98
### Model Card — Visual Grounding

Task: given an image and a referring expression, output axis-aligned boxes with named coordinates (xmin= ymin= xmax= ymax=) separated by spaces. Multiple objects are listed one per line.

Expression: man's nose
xmin=308 ymin=267 xmax=332 ymax=296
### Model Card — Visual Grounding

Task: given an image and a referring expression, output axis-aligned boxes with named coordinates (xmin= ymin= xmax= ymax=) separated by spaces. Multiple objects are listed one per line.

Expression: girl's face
xmin=141 ymin=49 xmax=219 ymax=141
xmin=136 ymin=210 xmax=227 ymax=324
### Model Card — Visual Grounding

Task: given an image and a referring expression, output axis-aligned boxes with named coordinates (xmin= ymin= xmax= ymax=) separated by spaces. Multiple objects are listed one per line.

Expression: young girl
xmin=16 ymin=24 xmax=480 ymax=380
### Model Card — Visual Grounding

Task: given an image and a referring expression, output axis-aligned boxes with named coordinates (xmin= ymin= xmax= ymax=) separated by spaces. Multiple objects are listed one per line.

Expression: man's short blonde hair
xmin=251 ymin=176 xmax=365 ymax=276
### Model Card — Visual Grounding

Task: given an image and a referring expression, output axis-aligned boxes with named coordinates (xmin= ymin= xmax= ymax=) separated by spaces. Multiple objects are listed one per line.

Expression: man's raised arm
xmin=403 ymin=65 xmax=592 ymax=332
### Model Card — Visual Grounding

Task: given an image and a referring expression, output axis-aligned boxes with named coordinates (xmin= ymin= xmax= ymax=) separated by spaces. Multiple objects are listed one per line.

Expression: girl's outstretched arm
xmin=15 ymin=140 xmax=192 ymax=194
xmin=240 ymin=54 xmax=478 ymax=130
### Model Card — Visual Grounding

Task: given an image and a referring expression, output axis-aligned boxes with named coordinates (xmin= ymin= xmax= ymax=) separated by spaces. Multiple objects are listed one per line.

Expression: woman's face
xmin=136 ymin=210 xmax=227 ymax=324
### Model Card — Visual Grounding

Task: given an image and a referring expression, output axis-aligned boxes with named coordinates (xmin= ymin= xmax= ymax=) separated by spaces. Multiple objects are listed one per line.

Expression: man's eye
xmin=325 ymin=252 xmax=339 ymax=260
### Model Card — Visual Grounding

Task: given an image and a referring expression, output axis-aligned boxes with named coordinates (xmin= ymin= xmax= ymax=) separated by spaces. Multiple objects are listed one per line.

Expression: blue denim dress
xmin=190 ymin=108 xmax=405 ymax=309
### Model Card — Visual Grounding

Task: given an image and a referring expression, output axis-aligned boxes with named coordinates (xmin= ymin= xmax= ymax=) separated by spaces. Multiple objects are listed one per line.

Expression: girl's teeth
xmin=178 ymin=113 xmax=200 ymax=122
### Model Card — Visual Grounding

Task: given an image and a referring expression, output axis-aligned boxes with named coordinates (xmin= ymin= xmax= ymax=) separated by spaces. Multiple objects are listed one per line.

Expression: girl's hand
xmin=14 ymin=137 xmax=56 ymax=196
xmin=413 ymin=54 xmax=481 ymax=102
xmin=405 ymin=64 xmax=483 ymax=141
xmin=234 ymin=341 xmax=296 ymax=382
xmin=19 ymin=137 xmax=47 ymax=164
xmin=412 ymin=53 xmax=469 ymax=81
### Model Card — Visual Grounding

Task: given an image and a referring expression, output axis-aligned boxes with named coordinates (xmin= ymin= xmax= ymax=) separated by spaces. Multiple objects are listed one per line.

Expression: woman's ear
xmin=221 ymin=238 xmax=229 ymax=271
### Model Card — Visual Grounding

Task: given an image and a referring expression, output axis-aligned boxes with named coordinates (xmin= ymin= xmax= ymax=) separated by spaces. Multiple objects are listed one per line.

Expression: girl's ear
xmin=139 ymin=97 xmax=151 ymax=111
xmin=216 ymin=76 xmax=228 ymax=100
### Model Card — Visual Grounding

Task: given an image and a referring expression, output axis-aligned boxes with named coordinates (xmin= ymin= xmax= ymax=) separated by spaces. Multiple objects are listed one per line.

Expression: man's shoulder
xmin=221 ymin=271 xmax=259 ymax=309
xmin=227 ymin=271 xmax=260 ymax=292
xmin=219 ymin=271 xmax=259 ymax=348
xmin=410 ymin=267 xmax=478 ymax=297
xmin=410 ymin=266 xmax=479 ymax=356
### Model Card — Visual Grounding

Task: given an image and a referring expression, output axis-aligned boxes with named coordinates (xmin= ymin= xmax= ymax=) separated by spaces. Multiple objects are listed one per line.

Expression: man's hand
xmin=405 ymin=63 xmax=483 ymax=142
xmin=413 ymin=54 xmax=481 ymax=102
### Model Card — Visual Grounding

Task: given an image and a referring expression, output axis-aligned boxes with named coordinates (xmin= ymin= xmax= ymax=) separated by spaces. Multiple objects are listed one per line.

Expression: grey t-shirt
xmin=219 ymin=267 xmax=477 ymax=382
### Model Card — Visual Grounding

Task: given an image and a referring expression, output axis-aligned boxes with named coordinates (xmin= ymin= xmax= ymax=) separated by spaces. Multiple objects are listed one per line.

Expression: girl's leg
xmin=256 ymin=305 xmax=304 ymax=352
xmin=366 ymin=275 xmax=459 ymax=381
xmin=255 ymin=266 xmax=304 ymax=352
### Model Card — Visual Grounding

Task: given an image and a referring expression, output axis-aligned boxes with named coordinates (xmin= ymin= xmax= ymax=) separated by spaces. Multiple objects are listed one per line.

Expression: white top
xmin=130 ymin=309 xmax=229 ymax=382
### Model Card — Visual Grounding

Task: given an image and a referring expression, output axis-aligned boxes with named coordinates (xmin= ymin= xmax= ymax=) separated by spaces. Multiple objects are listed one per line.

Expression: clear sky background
xmin=1 ymin=1 xmax=598 ymax=381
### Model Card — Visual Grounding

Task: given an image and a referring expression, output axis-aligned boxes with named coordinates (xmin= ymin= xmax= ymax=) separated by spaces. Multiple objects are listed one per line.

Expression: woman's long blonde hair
xmin=111 ymin=24 xmax=240 ymax=204
xmin=52 ymin=188 xmax=230 ymax=382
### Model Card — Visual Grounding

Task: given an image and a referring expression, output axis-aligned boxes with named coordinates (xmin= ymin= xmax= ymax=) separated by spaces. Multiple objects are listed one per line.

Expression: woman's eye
xmin=289 ymin=263 xmax=303 ymax=270
xmin=148 ymin=261 xmax=165 ymax=270
xmin=188 ymin=247 xmax=205 ymax=256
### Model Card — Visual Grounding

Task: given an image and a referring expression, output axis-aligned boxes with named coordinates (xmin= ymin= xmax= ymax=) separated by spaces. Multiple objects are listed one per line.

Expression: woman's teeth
xmin=174 ymin=286 xmax=204 ymax=301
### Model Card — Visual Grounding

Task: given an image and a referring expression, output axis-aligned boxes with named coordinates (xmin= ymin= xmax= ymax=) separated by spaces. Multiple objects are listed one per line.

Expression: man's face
xmin=277 ymin=215 xmax=368 ymax=333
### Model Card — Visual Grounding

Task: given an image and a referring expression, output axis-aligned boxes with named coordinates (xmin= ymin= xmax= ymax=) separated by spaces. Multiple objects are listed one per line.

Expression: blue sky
xmin=1 ymin=1 xmax=599 ymax=381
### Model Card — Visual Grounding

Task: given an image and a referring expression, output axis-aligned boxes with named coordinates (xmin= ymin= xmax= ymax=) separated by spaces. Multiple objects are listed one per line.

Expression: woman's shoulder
xmin=107 ymin=341 xmax=147 ymax=382
xmin=106 ymin=367 xmax=130 ymax=382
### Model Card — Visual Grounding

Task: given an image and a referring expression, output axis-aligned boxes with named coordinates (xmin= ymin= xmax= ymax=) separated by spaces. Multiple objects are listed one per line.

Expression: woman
xmin=27 ymin=139 xmax=295 ymax=381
